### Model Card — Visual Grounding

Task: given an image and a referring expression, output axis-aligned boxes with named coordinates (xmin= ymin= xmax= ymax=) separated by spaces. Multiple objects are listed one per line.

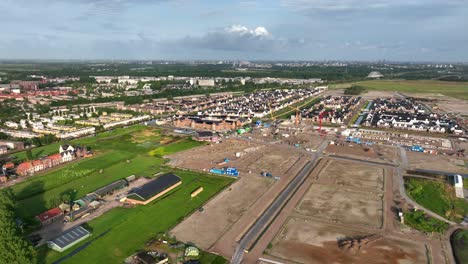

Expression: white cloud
xmin=225 ymin=25 xmax=271 ymax=38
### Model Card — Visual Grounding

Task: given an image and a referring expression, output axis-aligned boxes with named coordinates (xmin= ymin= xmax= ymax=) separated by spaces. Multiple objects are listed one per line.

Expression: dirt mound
xmin=338 ymin=234 xmax=383 ymax=254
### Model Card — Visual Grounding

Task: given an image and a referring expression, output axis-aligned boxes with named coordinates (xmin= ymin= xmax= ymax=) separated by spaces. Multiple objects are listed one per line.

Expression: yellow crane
xmin=268 ymin=102 xmax=276 ymax=121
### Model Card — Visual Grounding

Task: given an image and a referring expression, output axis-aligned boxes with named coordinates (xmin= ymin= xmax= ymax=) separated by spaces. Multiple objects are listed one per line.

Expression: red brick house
xmin=16 ymin=162 xmax=34 ymax=176
xmin=32 ymin=160 xmax=44 ymax=172
xmin=36 ymin=207 xmax=64 ymax=226
xmin=41 ymin=157 xmax=52 ymax=169
xmin=49 ymin=153 xmax=62 ymax=167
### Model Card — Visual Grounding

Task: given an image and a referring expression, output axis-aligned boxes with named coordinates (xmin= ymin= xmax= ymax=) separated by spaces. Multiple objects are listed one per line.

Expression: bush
xmin=405 ymin=210 xmax=449 ymax=233
xmin=344 ymin=85 xmax=367 ymax=95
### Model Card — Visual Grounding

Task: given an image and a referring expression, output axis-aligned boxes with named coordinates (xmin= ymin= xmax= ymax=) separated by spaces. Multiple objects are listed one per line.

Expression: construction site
xmin=164 ymin=90 xmax=468 ymax=264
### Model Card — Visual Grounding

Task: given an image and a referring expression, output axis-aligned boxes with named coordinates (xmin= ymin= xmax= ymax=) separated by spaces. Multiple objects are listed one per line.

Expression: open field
xmin=319 ymin=160 xmax=384 ymax=191
xmin=272 ymin=96 xmax=321 ymax=119
xmin=405 ymin=178 xmax=468 ymax=223
xmin=5 ymin=125 xmax=231 ymax=263
xmin=267 ymin=219 xmax=429 ymax=264
xmin=39 ymin=170 xmax=234 ymax=264
xmin=407 ymin=152 xmax=468 ymax=174
xmin=351 ymin=80 xmax=468 ymax=100
xmin=297 ymin=184 xmax=383 ymax=227
xmin=11 ymin=125 xmax=148 ymax=161
xmin=168 ymin=138 xmax=302 ymax=176
xmin=325 ymin=143 xmax=398 ymax=165
xmin=171 ymin=175 xmax=273 ymax=249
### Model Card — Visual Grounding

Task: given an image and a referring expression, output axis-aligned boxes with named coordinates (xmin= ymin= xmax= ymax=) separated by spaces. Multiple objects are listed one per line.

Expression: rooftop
xmin=127 ymin=173 xmax=181 ymax=201
xmin=49 ymin=226 xmax=90 ymax=249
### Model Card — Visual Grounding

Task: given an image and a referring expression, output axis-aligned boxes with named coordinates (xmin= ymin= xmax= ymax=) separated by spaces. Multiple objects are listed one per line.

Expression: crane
xmin=291 ymin=106 xmax=302 ymax=126
xmin=318 ymin=109 xmax=334 ymax=135
xmin=268 ymin=102 xmax=276 ymax=121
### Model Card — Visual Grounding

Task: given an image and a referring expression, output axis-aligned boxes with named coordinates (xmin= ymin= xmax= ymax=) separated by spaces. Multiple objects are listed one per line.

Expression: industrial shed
xmin=125 ymin=173 xmax=181 ymax=205
xmin=92 ymin=179 xmax=128 ymax=198
xmin=47 ymin=226 xmax=91 ymax=252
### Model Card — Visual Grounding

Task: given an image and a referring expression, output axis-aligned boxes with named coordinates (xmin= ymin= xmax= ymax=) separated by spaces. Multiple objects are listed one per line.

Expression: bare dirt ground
xmin=296 ymin=184 xmax=383 ymax=228
xmin=267 ymin=219 xmax=429 ymax=264
xmin=319 ymin=160 xmax=384 ymax=191
xmin=170 ymin=175 xmax=273 ymax=249
xmin=246 ymin=157 xmax=447 ymax=264
xmin=407 ymin=93 xmax=468 ymax=115
xmin=325 ymin=143 xmax=399 ymax=165
xmin=168 ymin=137 xmax=310 ymax=255
xmin=167 ymin=138 xmax=302 ymax=176
xmin=407 ymin=151 xmax=468 ymax=173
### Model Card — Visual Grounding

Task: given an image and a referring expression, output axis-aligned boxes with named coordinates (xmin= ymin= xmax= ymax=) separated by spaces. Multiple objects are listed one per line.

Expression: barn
xmin=125 ymin=173 xmax=182 ymax=205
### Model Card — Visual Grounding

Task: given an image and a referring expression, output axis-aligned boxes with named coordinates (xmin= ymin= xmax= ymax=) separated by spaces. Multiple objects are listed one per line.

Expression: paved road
xmin=231 ymin=140 xmax=328 ymax=264
xmin=396 ymin=146 xmax=456 ymax=225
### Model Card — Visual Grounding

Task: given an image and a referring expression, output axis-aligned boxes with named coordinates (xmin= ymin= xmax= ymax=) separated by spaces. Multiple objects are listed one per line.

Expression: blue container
xmin=210 ymin=168 xmax=226 ymax=175
xmin=225 ymin=167 xmax=239 ymax=176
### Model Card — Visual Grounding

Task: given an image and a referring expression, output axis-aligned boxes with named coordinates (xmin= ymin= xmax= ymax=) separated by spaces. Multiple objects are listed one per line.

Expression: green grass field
xmin=404 ymin=210 xmax=449 ymax=233
xmin=340 ymin=80 xmax=468 ymax=99
xmin=8 ymin=125 xmax=229 ymax=263
xmin=451 ymin=229 xmax=468 ymax=264
xmin=38 ymin=170 xmax=233 ymax=264
xmin=271 ymin=96 xmax=321 ymax=119
xmin=405 ymin=178 xmax=468 ymax=222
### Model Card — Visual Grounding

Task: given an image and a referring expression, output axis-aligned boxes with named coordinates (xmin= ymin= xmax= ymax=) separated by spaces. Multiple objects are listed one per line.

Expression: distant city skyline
xmin=1 ymin=0 xmax=467 ymax=62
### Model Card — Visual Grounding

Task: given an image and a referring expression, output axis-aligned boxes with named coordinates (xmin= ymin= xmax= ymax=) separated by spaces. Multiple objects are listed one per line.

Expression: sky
xmin=0 ymin=0 xmax=467 ymax=62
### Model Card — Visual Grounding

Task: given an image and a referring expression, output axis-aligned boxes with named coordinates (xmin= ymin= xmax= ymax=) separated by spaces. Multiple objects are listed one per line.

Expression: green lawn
xmin=351 ymin=80 xmax=468 ymax=99
xmin=39 ymin=170 xmax=233 ymax=264
xmin=451 ymin=229 xmax=468 ymax=264
xmin=404 ymin=210 xmax=449 ymax=233
xmin=12 ymin=125 xmax=147 ymax=162
xmin=8 ymin=125 xmax=234 ymax=264
xmin=405 ymin=178 xmax=468 ymax=222
xmin=272 ymin=96 xmax=321 ymax=119
xmin=148 ymin=138 xmax=205 ymax=157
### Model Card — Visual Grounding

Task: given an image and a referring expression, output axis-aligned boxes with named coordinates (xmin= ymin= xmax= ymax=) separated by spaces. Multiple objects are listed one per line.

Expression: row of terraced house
xmin=2 ymin=145 xmax=92 ymax=180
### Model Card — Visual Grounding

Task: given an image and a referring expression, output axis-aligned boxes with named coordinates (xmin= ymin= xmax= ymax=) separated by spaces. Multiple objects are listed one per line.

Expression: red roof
xmin=32 ymin=160 xmax=43 ymax=166
xmin=36 ymin=207 xmax=63 ymax=222
xmin=2 ymin=162 xmax=14 ymax=169
xmin=17 ymin=161 xmax=33 ymax=171
xmin=49 ymin=153 xmax=62 ymax=160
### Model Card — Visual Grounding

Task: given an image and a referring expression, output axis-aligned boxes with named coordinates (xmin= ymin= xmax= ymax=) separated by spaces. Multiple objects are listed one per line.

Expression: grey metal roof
xmin=93 ymin=179 xmax=127 ymax=197
xmin=50 ymin=226 xmax=90 ymax=249
xmin=128 ymin=173 xmax=181 ymax=201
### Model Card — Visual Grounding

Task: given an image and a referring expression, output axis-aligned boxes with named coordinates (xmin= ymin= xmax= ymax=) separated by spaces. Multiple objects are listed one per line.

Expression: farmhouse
xmin=47 ymin=226 xmax=91 ymax=252
xmin=36 ymin=207 xmax=64 ymax=226
xmin=125 ymin=173 xmax=182 ymax=205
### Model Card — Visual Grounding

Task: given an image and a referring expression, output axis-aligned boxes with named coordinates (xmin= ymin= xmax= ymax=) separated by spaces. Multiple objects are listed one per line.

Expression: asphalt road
xmin=396 ymin=146 xmax=456 ymax=225
xmin=231 ymin=140 xmax=328 ymax=264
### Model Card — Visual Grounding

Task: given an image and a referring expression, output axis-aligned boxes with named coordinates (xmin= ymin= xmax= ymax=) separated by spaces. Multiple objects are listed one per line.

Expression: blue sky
xmin=1 ymin=0 xmax=467 ymax=61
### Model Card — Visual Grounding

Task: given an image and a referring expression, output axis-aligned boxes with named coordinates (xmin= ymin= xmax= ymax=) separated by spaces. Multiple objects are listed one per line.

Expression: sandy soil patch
xmin=320 ymin=160 xmax=384 ymax=191
xmin=326 ymin=144 xmax=398 ymax=164
xmin=170 ymin=175 xmax=272 ymax=249
xmin=268 ymin=219 xmax=428 ymax=264
xmin=297 ymin=184 xmax=383 ymax=227
xmin=407 ymin=151 xmax=468 ymax=174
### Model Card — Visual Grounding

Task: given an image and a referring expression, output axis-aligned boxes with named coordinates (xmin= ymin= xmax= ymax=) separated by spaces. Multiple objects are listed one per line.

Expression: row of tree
xmin=0 ymin=189 xmax=36 ymax=263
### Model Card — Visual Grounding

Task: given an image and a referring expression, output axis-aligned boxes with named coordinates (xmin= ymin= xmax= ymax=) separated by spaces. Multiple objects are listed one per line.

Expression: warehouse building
xmin=125 ymin=173 xmax=182 ymax=205
xmin=47 ymin=226 xmax=91 ymax=252
xmin=92 ymin=179 xmax=128 ymax=198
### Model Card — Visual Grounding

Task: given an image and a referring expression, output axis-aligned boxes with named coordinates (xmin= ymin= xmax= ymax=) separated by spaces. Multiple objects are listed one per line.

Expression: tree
xmin=0 ymin=189 xmax=36 ymax=263
xmin=26 ymin=149 xmax=33 ymax=161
